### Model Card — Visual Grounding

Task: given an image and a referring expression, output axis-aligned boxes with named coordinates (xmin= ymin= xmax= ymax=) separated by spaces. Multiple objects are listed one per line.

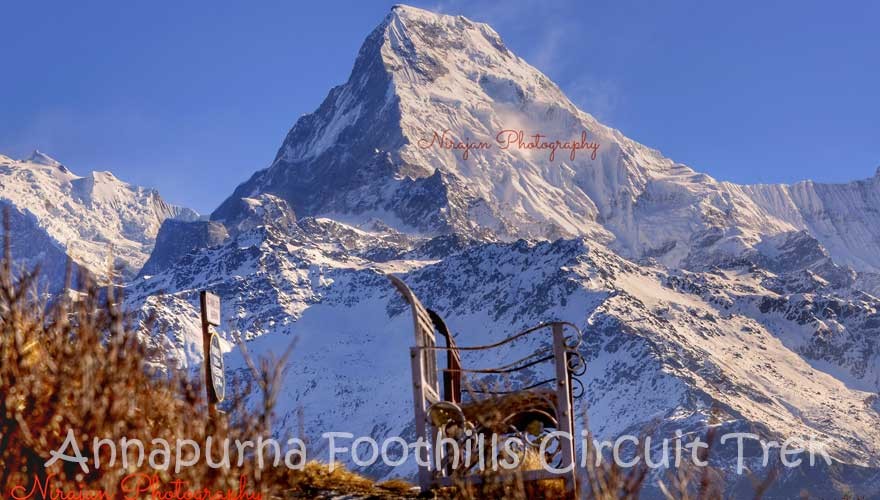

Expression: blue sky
xmin=1 ymin=0 xmax=877 ymax=214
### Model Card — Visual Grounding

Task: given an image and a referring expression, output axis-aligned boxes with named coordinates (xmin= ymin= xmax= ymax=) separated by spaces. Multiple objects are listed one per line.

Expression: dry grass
xmin=0 ymin=213 xmax=401 ymax=499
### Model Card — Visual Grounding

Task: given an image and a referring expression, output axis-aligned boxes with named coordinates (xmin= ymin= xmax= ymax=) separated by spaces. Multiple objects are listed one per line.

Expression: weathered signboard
xmin=200 ymin=291 xmax=221 ymax=326
xmin=199 ymin=290 xmax=224 ymax=412
xmin=208 ymin=333 xmax=225 ymax=402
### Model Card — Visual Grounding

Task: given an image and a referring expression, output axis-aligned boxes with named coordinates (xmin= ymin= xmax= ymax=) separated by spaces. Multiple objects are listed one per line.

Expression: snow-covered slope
xmin=739 ymin=173 xmax=880 ymax=272
xmin=3 ymin=4 xmax=868 ymax=497
xmin=211 ymin=5 xmax=880 ymax=278
xmin=128 ymin=200 xmax=880 ymax=497
xmin=0 ymin=151 xmax=198 ymax=283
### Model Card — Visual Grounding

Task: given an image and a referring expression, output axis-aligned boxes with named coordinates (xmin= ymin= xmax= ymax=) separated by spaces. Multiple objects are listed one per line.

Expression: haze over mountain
xmin=3 ymin=5 xmax=878 ymax=497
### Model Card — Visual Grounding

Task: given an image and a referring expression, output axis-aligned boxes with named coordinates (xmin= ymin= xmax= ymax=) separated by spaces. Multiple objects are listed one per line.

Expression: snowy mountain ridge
xmin=3 ymin=4 xmax=879 ymax=497
xmin=0 ymin=151 xmax=198 ymax=284
xmin=127 ymin=196 xmax=880 ymax=497
xmin=212 ymin=5 xmax=880 ymax=280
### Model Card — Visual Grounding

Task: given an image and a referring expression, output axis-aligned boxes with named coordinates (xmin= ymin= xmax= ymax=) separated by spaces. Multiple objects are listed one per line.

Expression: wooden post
xmin=390 ymin=275 xmax=441 ymax=493
xmin=552 ymin=322 xmax=577 ymax=495
xmin=200 ymin=291 xmax=222 ymax=417
xmin=411 ymin=346 xmax=434 ymax=492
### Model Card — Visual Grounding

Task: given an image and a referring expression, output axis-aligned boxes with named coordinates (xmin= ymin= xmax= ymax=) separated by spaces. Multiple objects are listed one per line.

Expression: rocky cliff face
xmin=140 ymin=219 xmax=229 ymax=277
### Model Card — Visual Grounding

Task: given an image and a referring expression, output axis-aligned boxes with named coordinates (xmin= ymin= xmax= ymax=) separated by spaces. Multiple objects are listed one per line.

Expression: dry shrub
xmin=285 ymin=461 xmax=374 ymax=497
xmin=655 ymin=420 xmax=724 ymax=500
xmin=579 ymin=429 xmax=648 ymax=500
xmin=0 ymin=215 xmax=402 ymax=499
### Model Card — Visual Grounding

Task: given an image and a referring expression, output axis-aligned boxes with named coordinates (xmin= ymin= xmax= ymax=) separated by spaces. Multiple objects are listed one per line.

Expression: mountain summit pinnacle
xmin=25 ymin=149 xmax=63 ymax=167
xmin=211 ymin=4 xmax=615 ymax=241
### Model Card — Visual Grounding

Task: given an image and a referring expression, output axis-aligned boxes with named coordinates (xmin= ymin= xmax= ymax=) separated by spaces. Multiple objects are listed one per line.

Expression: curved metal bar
xmin=469 ymin=378 xmax=555 ymax=395
xmin=427 ymin=400 xmax=467 ymax=426
xmin=481 ymin=346 xmax=554 ymax=372
xmin=571 ymin=377 xmax=585 ymax=399
xmin=416 ymin=321 xmax=582 ymax=352
xmin=502 ymin=408 xmax=558 ymax=429
xmin=442 ymin=353 xmax=553 ymax=375
xmin=566 ymin=350 xmax=587 ymax=376
xmin=506 ymin=409 xmax=560 ymax=450
xmin=521 ymin=430 xmax=546 ymax=449
xmin=544 ymin=433 xmax=563 ymax=464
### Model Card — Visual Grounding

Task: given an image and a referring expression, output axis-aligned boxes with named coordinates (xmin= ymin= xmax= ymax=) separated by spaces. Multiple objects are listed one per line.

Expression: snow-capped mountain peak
xmin=212 ymin=5 xmax=880 ymax=279
xmin=24 ymin=149 xmax=64 ymax=168
xmin=0 ymin=152 xmax=197 ymax=284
